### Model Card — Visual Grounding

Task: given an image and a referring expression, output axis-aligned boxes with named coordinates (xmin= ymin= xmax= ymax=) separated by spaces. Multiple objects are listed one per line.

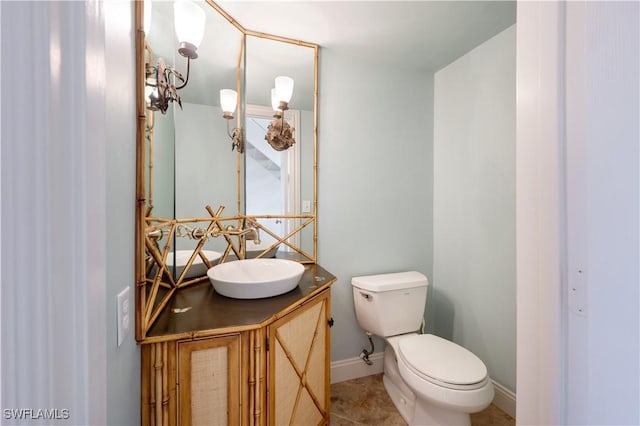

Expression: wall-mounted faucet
xmin=147 ymin=229 xmax=164 ymax=241
xmin=244 ymin=227 xmax=261 ymax=245
xmin=224 ymin=224 xmax=261 ymax=245
xmin=146 ymin=223 xmax=261 ymax=246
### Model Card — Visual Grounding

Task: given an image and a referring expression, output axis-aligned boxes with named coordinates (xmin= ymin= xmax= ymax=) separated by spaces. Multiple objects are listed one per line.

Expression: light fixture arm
xmin=280 ymin=113 xmax=287 ymax=136
xmin=174 ymin=56 xmax=191 ymax=90
xmin=278 ymin=103 xmax=289 ymax=135
xmin=145 ymin=57 xmax=189 ymax=114
xmin=226 ymin=119 xmax=244 ymax=153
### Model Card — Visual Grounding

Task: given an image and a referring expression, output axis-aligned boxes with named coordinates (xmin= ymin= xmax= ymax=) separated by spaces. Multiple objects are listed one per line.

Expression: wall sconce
xmin=265 ymin=76 xmax=296 ymax=151
xmin=220 ymin=89 xmax=244 ymax=153
xmin=145 ymin=0 xmax=205 ymax=114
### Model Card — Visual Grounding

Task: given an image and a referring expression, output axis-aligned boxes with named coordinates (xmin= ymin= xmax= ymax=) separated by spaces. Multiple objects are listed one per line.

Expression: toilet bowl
xmin=351 ymin=271 xmax=494 ymax=426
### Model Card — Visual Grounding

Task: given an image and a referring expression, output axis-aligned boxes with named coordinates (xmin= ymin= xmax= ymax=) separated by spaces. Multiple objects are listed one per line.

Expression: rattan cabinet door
xmin=267 ymin=290 xmax=331 ymax=426
xmin=177 ymin=334 xmax=241 ymax=426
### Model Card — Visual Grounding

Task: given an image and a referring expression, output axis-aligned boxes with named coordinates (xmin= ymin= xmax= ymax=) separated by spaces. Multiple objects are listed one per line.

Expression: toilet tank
xmin=351 ymin=271 xmax=428 ymax=337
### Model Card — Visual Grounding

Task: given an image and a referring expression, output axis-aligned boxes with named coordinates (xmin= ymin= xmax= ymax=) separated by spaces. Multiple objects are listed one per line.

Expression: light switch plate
xmin=302 ymin=200 xmax=312 ymax=213
xmin=117 ymin=287 xmax=131 ymax=346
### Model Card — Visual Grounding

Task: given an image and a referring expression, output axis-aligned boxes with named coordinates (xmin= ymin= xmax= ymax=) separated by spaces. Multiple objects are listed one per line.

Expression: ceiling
xmin=217 ymin=1 xmax=516 ymax=72
xmin=146 ymin=1 xmax=515 ymax=108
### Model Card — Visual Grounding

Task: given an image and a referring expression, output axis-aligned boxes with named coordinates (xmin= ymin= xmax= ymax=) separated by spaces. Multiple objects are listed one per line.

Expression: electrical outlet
xmin=302 ymin=200 xmax=312 ymax=213
xmin=117 ymin=287 xmax=131 ymax=347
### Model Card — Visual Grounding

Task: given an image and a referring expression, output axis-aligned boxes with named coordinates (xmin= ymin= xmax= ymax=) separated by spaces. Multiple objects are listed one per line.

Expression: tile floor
xmin=330 ymin=374 xmax=514 ymax=426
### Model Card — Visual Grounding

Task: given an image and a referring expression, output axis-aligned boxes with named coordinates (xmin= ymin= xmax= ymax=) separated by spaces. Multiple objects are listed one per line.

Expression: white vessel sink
xmin=207 ymin=258 xmax=305 ymax=299
xmin=245 ymin=240 xmax=279 ymax=259
xmin=166 ymin=250 xmax=222 ymax=279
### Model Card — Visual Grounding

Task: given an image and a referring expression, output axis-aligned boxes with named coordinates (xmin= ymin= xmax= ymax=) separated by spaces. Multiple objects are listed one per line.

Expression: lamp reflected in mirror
xmin=270 ymin=88 xmax=282 ymax=119
xmin=266 ymin=76 xmax=296 ymax=151
xmin=145 ymin=0 xmax=205 ymax=114
xmin=220 ymin=89 xmax=245 ymax=153
xmin=274 ymin=75 xmax=294 ymax=111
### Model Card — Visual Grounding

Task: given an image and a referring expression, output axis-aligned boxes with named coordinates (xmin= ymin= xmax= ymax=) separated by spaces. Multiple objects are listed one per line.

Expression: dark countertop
xmin=145 ymin=263 xmax=335 ymax=342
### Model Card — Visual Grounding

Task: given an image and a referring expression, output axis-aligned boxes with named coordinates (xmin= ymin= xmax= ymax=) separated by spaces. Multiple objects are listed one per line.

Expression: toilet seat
xmin=396 ymin=334 xmax=489 ymax=391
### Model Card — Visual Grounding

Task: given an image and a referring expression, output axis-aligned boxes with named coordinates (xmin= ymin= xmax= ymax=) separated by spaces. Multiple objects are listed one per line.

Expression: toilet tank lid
xmin=351 ymin=271 xmax=428 ymax=292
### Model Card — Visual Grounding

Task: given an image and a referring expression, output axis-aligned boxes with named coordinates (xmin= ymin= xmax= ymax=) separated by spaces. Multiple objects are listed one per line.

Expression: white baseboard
xmin=331 ymin=355 xmax=516 ymax=419
xmin=330 ymin=353 xmax=384 ymax=384
xmin=491 ymin=380 xmax=516 ymax=418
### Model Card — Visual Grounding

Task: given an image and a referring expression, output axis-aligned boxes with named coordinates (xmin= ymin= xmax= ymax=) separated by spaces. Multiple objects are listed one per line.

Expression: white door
xmin=245 ymin=105 xmax=300 ymax=251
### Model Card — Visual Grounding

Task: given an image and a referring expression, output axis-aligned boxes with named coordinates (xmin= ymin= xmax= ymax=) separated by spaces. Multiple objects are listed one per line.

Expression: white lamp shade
xmin=270 ymin=88 xmax=281 ymax=111
xmin=174 ymin=0 xmax=206 ymax=49
xmin=220 ymin=89 xmax=238 ymax=114
xmin=275 ymin=76 xmax=294 ymax=104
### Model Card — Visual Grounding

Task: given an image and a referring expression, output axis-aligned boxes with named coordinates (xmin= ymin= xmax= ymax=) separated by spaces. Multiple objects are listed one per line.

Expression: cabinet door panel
xmin=268 ymin=291 xmax=330 ymax=425
xmin=178 ymin=334 xmax=241 ymax=425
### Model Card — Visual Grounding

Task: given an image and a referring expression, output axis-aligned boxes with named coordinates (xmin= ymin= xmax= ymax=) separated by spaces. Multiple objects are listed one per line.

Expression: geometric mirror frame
xmin=135 ymin=0 xmax=319 ymax=341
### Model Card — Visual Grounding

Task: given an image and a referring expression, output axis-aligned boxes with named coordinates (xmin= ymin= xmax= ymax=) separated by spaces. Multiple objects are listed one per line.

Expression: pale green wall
xmin=174 ymin=102 xmax=237 ymax=223
xmin=433 ymin=25 xmax=516 ymax=392
xmin=105 ymin=1 xmax=140 ymax=424
xmin=151 ymin=110 xmax=175 ymax=219
xmin=318 ymin=48 xmax=435 ymax=360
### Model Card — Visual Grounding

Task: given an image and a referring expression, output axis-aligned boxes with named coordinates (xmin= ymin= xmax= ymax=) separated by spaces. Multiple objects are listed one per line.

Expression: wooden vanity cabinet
xmin=141 ymin=288 xmax=332 ymax=426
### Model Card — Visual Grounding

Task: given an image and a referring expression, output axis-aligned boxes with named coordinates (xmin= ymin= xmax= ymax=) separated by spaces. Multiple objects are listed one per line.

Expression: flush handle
xmin=360 ymin=292 xmax=372 ymax=300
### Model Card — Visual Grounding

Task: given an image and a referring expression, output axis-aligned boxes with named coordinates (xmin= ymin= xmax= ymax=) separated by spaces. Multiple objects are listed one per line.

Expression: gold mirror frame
xmin=135 ymin=1 xmax=319 ymax=341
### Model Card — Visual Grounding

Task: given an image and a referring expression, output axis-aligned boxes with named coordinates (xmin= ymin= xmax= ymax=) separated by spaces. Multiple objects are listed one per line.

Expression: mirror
xmin=135 ymin=1 xmax=319 ymax=340
xmin=244 ymin=34 xmax=316 ymax=260
xmin=144 ymin=0 xmax=244 ymax=221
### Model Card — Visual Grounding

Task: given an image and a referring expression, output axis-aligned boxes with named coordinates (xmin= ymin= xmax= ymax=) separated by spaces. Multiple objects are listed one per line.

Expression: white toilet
xmin=351 ymin=271 xmax=494 ymax=426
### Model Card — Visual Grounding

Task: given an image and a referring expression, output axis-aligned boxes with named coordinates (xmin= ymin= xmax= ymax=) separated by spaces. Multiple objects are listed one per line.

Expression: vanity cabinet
xmin=141 ymin=285 xmax=332 ymax=426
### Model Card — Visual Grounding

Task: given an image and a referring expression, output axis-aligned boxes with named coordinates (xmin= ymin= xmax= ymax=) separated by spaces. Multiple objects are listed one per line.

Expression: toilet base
xmin=382 ymin=374 xmax=414 ymax=424
xmin=382 ymin=345 xmax=474 ymax=426
xmin=412 ymin=397 xmax=471 ymax=426
xmin=384 ymin=374 xmax=472 ymax=426
xmin=383 ymin=345 xmax=416 ymax=423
